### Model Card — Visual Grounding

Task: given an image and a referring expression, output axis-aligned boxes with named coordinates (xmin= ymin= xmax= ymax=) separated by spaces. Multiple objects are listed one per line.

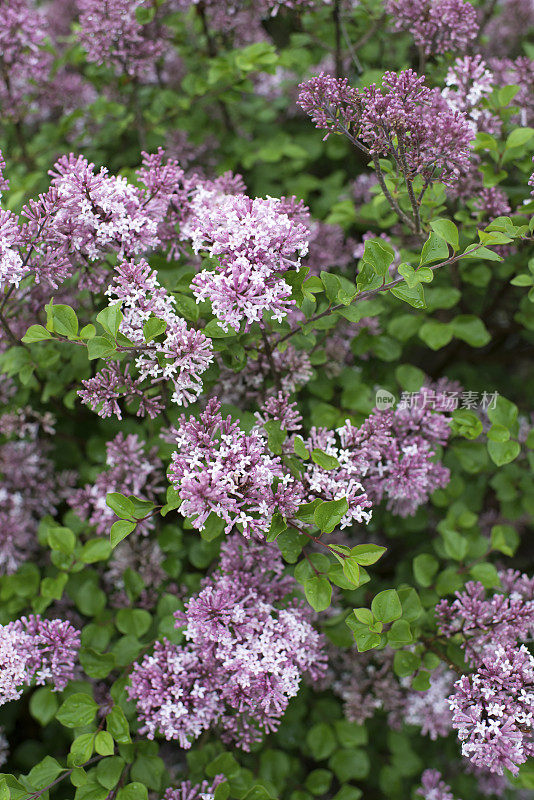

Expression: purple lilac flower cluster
xmin=387 ymin=0 xmax=478 ymax=55
xmin=449 ymin=644 xmax=533 ymax=776
xmin=337 ymin=390 xmax=451 ymax=517
xmin=169 ymin=389 xmax=451 ymax=539
xmin=436 ymin=574 xmax=534 ymax=774
xmin=0 ymin=0 xmax=52 ymax=119
xmin=0 ymin=151 xmax=166 ymax=294
xmin=128 ymin=534 xmax=326 ymax=749
xmin=0 ymin=410 xmax=62 ymax=574
xmin=163 ymin=776 xmax=225 ymax=800
xmin=298 ymin=70 xmax=474 ymax=185
xmin=329 ymin=645 xmax=454 ymax=739
xmin=0 ymin=615 xmax=80 ymax=705
xmin=105 ymin=258 xmax=214 ymax=407
xmin=67 ymin=433 xmax=162 ymax=536
xmin=416 ymin=769 xmax=459 ymax=800
xmin=180 ymin=186 xmax=310 ymax=331
xmin=77 ymin=0 xmax=166 ymax=77
xmin=168 ymin=398 xmax=302 ymax=538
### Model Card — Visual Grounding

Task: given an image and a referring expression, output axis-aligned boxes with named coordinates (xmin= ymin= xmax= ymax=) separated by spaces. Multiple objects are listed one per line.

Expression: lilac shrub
xmin=128 ymin=534 xmax=327 ymax=749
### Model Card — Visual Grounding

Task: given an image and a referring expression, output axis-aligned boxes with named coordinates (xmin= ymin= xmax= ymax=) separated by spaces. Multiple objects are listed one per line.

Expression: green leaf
xmin=488 ymin=439 xmax=520 ymax=465
xmin=94 ymin=732 xmax=115 ymax=757
xmin=22 ymin=324 xmax=53 ymax=343
xmin=46 ymin=303 xmax=79 ymax=338
xmin=130 ymin=755 xmax=165 ymax=791
xmin=96 ymin=756 xmax=125 ymax=790
xmin=242 ymin=788 xmax=275 ymax=800
xmin=293 ymin=436 xmax=309 ymax=459
xmin=387 ymin=619 xmax=413 ymax=647
xmin=350 ymin=543 xmax=386 ymax=565
xmin=110 ymin=519 xmax=136 ymax=548
xmin=204 ymin=320 xmax=238 ymax=338
xmin=106 ymin=707 xmax=131 ymax=744
xmin=389 ymin=282 xmax=426 ymax=309
xmin=420 ymin=232 xmax=450 ymax=265
xmin=142 ymin=317 xmax=167 ymax=342
xmin=69 ymin=734 xmax=95 ymax=767
xmin=505 ymin=127 xmax=534 ymax=149
xmin=362 ymin=238 xmax=395 ymax=277
xmin=353 ymin=607 xmax=373 ymax=625
xmin=329 ymin=749 xmax=370 ymax=782
xmin=106 ymin=493 xmax=135 ymax=520
xmin=314 ymin=497 xmax=348 ymax=533
xmin=81 ymin=539 xmax=112 ymax=563
xmin=356 ymin=263 xmax=383 ymax=293
xmin=306 ymin=724 xmax=337 ymax=760
xmin=413 ymin=553 xmax=439 ymax=587
xmin=79 ymin=648 xmax=116 ymax=679
xmin=470 ymin=562 xmax=501 ymax=588
xmin=487 ymin=395 xmax=518 ymax=428
xmin=87 ymin=335 xmax=117 ymax=360
xmin=490 ymin=524 xmax=520 ymax=556
xmin=411 ymin=670 xmax=431 ymax=691
xmin=27 ymin=757 xmax=64 ymax=789
xmin=264 ymin=419 xmax=286 ymax=455
xmin=57 ymin=693 xmax=98 ymax=728
xmin=451 ymin=315 xmax=490 ymax=347
xmin=116 ymin=784 xmax=148 ymax=800
xmin=311 ymin=448 xmax=340 ymax=470
xmin=266 ymin=512 xmax=287 ymax=542
xmin=451 ymin=409 xmax=483 ymax=439
xmin=487 ymin=423 xmax=510 ymax=442
xmin=206 ymin=753 xmax=240 ymax=779
xmin=429 ymin=218 xmax=459 ymax=251
xmin=97 ymin=304 xmax=123 ymax=337
xmin=29 ymin=686 xmax=59 ymax=726
xmin=47 ymin=526 xmax=75 ymax=554
xmin=462 ymin=245 xmax=503 ymax=261
xmin=75 ymin=781 xmax=111 ymax=800
xmin=393 ymin=650 xmax=421 ymax=677
xmin=304 ymin=576 xmax=332 ymax=611
xmin=342 ymin=557 xmax=361 ymax=586
xmin=511 ymin=274 xmax=534 ymax=287
xmin=320 ymin=271 xmax=341 ymax=302
xmin=80 ymin=324 xmax=96 ymax=340
xmin=116 ymin=608 xmax=152 ymax=637
xmin=418 ymin=320 xmax=453 ymax=350
xmin=305 ymin=769 xmax=333 ymax=796
xmin=371 ymin=589 xmax=402 ymax=623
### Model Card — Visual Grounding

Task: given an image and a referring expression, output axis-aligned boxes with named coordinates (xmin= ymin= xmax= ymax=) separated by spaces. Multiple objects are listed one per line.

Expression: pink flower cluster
xmin=416 ymin=770 xmax=459 ymax=800
xmin=0 ymin=414 xmax=62 ymax=574
xmin=68 ymin=433 xmax=162 ymax=535
xmin=77 ymin=0 xmax=165 ymax=76
xmin=442 ymin=56 xmax=499 ymax=136
xmin=128 ymin=534 xmax=326 ymax=749
xmin=180 ymin=186 xmax=309 ymax=331
xmin=105 ymin=258 xmax=214 ymax=407
xmin=0 ymin=0 xmax=52 ymax=118
xmin=168 ymin=398 xmax=301 ymax=538
xmin=169 ymin=389 xmax=451 ymax=541
xmin=330 ymin=646 xmax=454 ymax=739
xmin=0 ymin=147 xmax=189 ymax=300
xmin=449 ymin=644 xmax=533 ymax=776
xmin=387 ymin=0 xmax=478 ymax=55
xmin=163 ymin=776 xmax=225 ymax=800
xmin=298 ymin=70 xmax=474 ymax=185
xmin=0 ymin=615 xmax=80 ymax=705
xmin=337 ymin=390 xmax=451 ymax=517
xmin=437 ymin=574 xmax=534 ymax=774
